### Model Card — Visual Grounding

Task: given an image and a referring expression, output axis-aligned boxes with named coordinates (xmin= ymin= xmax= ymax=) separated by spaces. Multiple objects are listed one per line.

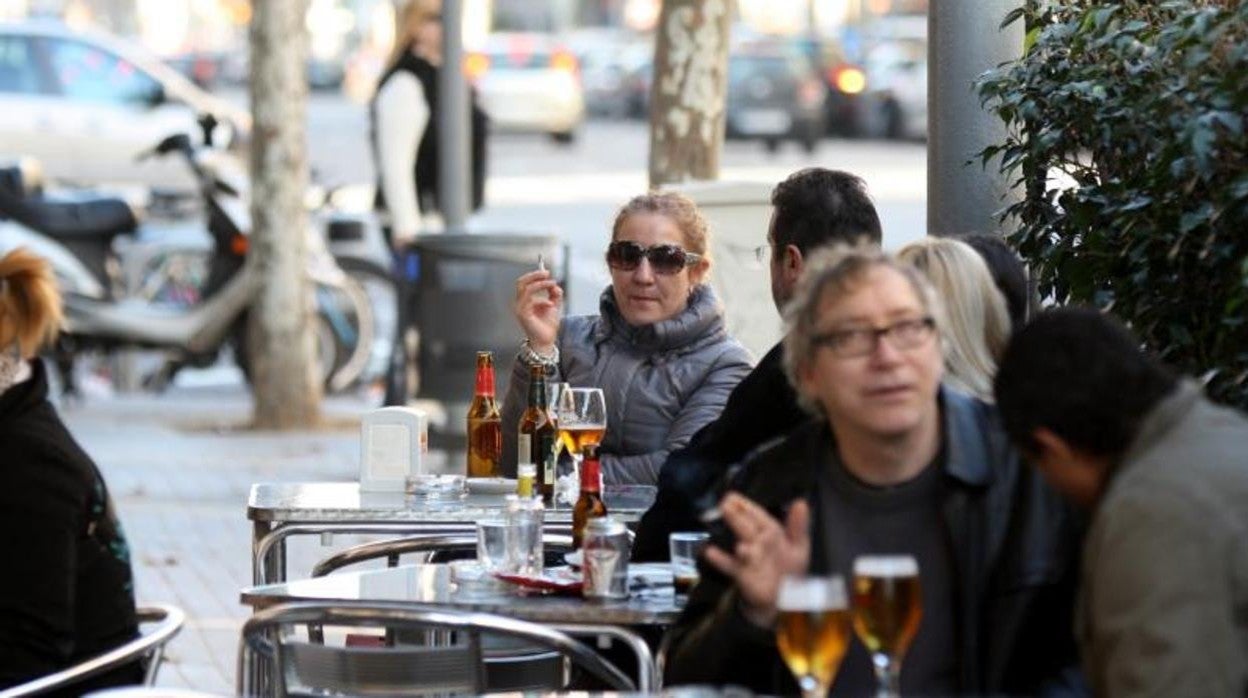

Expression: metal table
xmin=240 ymin=562 xmax=683 ymax=694
xmin=248 ymin=481 xmax=657 ymax=584
xmin=240 ymin=562 xmax=683 ymax=627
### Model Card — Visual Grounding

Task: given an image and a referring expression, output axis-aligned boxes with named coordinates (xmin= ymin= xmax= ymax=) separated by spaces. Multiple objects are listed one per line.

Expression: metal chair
xmin=237 ymin=601 xmax=636 ymax=697
xmin=306 ymin=533 xmax=658 ymax=691
xmin=0 ymin=603 xmax=185 ymax=698
xmin=310 ymin=533 xmax=574 ymax=577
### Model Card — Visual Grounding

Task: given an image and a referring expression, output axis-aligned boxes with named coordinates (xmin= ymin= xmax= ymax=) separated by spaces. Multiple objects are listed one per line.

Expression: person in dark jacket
xmin=664 ymin=244 xmax=1084 ymax=696
xmin=504 ymin=192 xmax=752 ymax=485
xmin=371 ymin=0 xmax=487 ymax=244
xmin=0 ymin=249 xmax=141 ymax=693
xmin=994 ymin=308 xmax=1248 ymax=697
xmin=632 ymin=167 xmax=883 ymax=560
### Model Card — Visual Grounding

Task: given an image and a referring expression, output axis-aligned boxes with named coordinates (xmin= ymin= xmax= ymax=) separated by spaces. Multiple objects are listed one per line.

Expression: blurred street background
xmin=0 ymin=0 xmax=931 ymax=692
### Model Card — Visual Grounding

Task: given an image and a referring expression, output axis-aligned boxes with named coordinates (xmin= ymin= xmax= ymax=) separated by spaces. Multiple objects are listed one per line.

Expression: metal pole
xmin=439 ymin=0 xmax=470 ymax=235
xmin=928 ymin=1 xmax=1023 ymax=236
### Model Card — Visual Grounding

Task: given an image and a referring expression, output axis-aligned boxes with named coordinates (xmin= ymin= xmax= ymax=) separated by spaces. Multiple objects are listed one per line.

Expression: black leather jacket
xmin=664 ymin=387 xmax=1087 ymax=696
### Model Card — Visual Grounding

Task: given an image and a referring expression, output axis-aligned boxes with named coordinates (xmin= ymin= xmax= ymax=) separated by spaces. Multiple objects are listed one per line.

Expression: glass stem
xmin=798 ymin=675 xmax=823 ymax=698
xmin=872 ymin=653 xmax=901 ymax=698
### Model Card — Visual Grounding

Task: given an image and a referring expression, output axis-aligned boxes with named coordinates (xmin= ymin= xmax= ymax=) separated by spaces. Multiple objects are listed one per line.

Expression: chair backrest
xmin=311 ymin=533 xmax=574 ymax=578
xmin=237 ymin=601 xmax=636 ymax=697
xmin=0 ymin=603 xmax=185 ymax=698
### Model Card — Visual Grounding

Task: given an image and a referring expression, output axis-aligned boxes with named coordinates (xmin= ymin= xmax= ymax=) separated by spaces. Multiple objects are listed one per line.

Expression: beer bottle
xmin=466 ymin=351 xmax=502 ymax=477
xmin=572 ymin=444 xmax=608 ymax=549
xmin=517 ymin=364 xmax=557 ymax=502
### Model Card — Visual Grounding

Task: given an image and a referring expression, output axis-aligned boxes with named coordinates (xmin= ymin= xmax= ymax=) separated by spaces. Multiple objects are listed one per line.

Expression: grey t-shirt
xmin=817 ymin=448 xmax=960 ymax=697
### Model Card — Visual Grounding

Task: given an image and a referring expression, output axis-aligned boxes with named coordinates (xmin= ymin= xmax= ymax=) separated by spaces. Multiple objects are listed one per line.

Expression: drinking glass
xmin=851 ymin=555 xmax=923 ymax=698
xmin=506 ymin=497 xmax=545 ymax=576
xmin=775 ymin=574 xmax=852 ymax=698
xmin=476 ymin=517 xmax=511 ymax=573
xmin=555 ymin=387 xmax=607 ymax=503
xmin=669 ymin=531 xmax=710 ymax=594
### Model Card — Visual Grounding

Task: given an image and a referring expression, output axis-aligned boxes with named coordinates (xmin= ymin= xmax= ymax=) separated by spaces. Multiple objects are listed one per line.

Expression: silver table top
xmin=240 ymin=562 xmax=684 ymax=626
xmin=247 ymin=481 xmax=657 ymax=524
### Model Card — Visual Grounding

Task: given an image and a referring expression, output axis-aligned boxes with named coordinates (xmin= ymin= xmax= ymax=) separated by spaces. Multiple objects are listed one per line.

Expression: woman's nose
xmin=632 ymin=257 xmax=656 ymax=283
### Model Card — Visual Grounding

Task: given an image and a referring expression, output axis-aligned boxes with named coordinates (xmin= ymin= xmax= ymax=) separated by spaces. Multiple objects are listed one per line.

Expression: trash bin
xmin=408 ymin=233 xmax=566 ymax=412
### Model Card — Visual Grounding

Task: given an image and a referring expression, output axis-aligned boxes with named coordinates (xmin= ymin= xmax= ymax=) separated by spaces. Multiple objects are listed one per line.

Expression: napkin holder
xmin=360 ymin=406 xmax=428 ymax=492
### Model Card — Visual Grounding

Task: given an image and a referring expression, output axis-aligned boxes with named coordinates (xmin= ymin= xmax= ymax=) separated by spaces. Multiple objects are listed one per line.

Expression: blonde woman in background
xmin=0 ymin=249 xmax=141 ymax=692
xmin=371 ymin=0 xmax=487 ymax=247
xmin=898 ymin=236 xmax=1011 ymax=400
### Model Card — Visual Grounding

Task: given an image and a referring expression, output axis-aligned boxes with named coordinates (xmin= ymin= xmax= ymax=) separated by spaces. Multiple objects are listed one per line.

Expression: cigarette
xmin=538 ymin=254 xmax=546 ymax=272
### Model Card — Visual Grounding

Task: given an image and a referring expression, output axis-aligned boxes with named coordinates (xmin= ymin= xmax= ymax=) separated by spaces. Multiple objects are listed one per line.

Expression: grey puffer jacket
xmin=501 ymin=284 xmax=753 ymax=485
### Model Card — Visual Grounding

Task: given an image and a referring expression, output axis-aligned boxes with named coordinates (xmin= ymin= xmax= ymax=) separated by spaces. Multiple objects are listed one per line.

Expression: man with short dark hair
xmin=632 ymin=168 xmax=884 ymax=560
xmin=994 ymin=308 xmax=1248 ymax=697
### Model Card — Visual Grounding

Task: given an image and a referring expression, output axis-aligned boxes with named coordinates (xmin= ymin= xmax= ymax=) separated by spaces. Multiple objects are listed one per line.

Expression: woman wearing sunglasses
xmin=502 ymin=192 xmax=753 ymax=486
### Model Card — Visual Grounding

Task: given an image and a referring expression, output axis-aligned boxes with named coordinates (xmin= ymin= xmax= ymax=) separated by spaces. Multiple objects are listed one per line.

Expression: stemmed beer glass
xmin=851 ymin=555 xmax=923 ymax=698
xmin=775 ymin=574 xmax=852 ymax=698
xmin=554 ymin=387 xmax=607 ymax=502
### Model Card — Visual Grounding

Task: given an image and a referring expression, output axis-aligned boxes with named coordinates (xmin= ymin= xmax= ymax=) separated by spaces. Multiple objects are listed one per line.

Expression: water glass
xmin=507 ymin=497 xmax=545 ymax=576
xmin=669 ymin=531 xmax=710 ymax=594
xmin=476 ymin=517 xmax=510 ymax=573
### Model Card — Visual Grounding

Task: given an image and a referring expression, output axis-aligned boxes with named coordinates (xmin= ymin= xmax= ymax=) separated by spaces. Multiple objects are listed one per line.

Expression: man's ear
xmin=783 ymin=244 xmax=804 ymax=282
xmin=1031 ymin=426 xmax=1073 ymax=463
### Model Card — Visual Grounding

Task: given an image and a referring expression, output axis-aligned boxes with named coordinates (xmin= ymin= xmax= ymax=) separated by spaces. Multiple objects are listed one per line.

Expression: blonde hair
xmin=897 ymin=237 xmax=1011 ymax=401
xmin=611 ymin=191 xmax=712 ymax=282
xmin=782 ymin=242 xmax=944 ymax=415
xmin=0 ymin=248 xmax=63 ymax=358
xmin=389 ymin=0 xmax=440 ymax=67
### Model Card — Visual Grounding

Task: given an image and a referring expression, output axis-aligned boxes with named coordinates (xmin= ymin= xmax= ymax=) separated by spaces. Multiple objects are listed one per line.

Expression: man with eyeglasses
xmin=664 ymin=245 xmax=1085 ymax=696
xmin=633 ymin=167 xmax=885 ymax=560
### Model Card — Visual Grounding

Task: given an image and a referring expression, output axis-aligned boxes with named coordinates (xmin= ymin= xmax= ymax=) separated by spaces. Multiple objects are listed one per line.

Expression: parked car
xmin=0 ymin=20 xmax=250 ymax=190
xmin=467 ymin=33 xmax=585 ymax=144
xmin=725 ymin=45 xmax=827 ymax=153
xmin=857 ymin=39 xmax=927 ymax=140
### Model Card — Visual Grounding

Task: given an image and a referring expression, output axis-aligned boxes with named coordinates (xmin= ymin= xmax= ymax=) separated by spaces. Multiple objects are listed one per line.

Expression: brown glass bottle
xmin=517 ymin=364 xmax=558 ymax=501
xmin=572 ymin=444 xmax=608 ymax=549
xmin=466 ymin=351 xmax=502 ymax=478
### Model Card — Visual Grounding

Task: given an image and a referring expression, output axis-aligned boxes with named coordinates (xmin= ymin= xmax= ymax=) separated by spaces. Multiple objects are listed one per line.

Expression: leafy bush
xmin=976 ymin=0 xmax=1248 ymax=407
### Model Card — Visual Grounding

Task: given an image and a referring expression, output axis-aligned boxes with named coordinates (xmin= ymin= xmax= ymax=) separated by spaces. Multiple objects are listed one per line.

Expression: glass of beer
xmin=775 ymin=574 xmax=852 ymax=698
xmin=851 ymin=555 xmax=922 ymax=698
xmin=555 ymin=387 xmax=607 ymax=490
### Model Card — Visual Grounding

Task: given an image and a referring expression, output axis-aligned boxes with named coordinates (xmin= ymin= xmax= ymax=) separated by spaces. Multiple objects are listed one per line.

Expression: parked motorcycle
xmin=0 ymin=132 xmax=373 ymax=395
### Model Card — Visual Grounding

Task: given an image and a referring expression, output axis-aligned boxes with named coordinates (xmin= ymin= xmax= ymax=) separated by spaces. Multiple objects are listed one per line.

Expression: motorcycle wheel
xmin=334 ymin=258 xmax=398 ymax=392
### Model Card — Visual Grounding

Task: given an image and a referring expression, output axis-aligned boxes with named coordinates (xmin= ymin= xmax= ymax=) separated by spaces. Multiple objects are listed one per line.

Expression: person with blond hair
xmin=664 ymin=243 xmax=1083 ymax=696
xmin=0 ymin=249 xmax=141 ymax=692
xmin=505 ymin=192 xmax=753 ymax=485
xmin=897 ymin=236 xmax=1012 ymax=401
xmin=371 ymin=0 xmax=487 ymax=245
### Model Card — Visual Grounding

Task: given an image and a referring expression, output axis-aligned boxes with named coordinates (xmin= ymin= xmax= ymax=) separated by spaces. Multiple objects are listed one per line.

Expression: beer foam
xmin=853 ymin=555 xmax=919 ymax=577
xmin=776 ymin=576 xmax=847 ymax=611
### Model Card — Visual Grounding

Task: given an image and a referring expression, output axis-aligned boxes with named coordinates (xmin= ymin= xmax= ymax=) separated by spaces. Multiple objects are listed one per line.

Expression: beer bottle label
xmin=538 ymin=432 xmax=556 ymax=485
xmin=518 ymin=434 xmax=532 ymax=467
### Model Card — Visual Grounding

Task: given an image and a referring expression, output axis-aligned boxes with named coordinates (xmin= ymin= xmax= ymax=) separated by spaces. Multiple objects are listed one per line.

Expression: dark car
xmin=725 ymin=48 xmax=827 ymax=153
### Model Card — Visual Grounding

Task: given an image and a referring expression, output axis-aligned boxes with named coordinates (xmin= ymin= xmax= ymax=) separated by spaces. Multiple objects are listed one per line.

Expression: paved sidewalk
xmin=58 ymin=377 xmax=451 ymax=693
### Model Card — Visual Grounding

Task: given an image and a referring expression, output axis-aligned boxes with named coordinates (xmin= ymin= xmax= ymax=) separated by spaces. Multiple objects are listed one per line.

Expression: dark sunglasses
xmin=606 ymin=241 xmax=702 ymax=275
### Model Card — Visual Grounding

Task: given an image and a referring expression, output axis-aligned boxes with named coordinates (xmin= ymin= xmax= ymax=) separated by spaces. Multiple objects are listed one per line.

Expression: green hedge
xmin=976 ymin=0 xmax=1248 ymax=407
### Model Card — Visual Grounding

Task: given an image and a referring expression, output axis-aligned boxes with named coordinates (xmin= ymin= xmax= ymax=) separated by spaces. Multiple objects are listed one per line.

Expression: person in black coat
xmin=0 ymin=249 xmax=141 ymax=693
xmin=632 ymin=168 xmax=884 ymax=560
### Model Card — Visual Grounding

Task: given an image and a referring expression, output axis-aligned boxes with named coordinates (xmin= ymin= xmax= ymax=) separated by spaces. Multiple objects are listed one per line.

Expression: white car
xmin=0 ymin=20 xmax=250 ymax=189
xmin=468 ymin=33 xmax=585 ymax=144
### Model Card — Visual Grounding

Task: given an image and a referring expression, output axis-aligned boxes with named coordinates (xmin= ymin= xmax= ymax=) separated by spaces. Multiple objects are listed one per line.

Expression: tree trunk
xmin=248 ymin=0 xmax=321 ymax=429
xmin=647 ymin=0 xmax=732 ymax=189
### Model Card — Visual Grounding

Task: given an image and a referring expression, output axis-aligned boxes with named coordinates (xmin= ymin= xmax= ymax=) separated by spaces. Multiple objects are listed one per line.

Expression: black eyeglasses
xmin=606 ymin=241 xmax=702 ymax=275
xmin=812 ymin=316 xmax=937 ymax=358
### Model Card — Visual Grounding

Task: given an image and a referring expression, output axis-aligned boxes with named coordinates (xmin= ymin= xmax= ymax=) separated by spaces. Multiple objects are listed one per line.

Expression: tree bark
xmin=248 ymin=0 xmax=321 ymax=429
xmin=647 ymin=0 xmax=732 ymax=189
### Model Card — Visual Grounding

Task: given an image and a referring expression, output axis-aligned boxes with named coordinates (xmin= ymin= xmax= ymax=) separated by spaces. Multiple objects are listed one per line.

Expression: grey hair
xmin=781 ymin=242 xmax=945 ymax=416
xmin=897 ymin=236 xmax=1011 ymax=401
